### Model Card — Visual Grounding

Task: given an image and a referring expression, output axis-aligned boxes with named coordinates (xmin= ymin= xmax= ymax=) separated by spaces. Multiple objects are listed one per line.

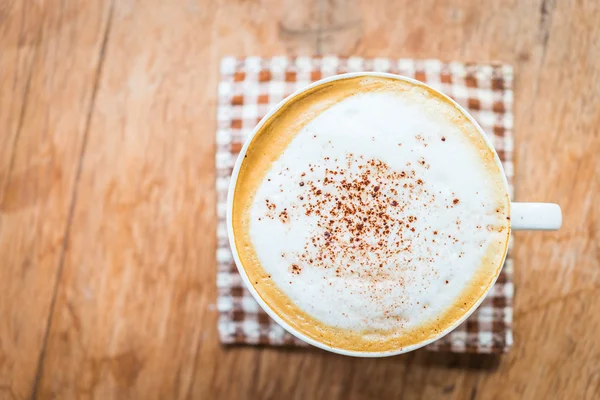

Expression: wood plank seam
xmin=533 ymin=0 xmax=557 ymax=99
xmin=29 ymin=1 xmax=116 ymax=397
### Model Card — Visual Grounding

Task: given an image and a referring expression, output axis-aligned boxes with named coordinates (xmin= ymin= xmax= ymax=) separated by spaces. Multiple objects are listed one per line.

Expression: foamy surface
xmin=248 ymin=89 xmax=507 ymax=334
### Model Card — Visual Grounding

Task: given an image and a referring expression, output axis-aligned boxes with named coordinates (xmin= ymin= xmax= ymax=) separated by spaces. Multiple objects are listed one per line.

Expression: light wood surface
xmin=1 ymin=0 xmax=598 ymax=399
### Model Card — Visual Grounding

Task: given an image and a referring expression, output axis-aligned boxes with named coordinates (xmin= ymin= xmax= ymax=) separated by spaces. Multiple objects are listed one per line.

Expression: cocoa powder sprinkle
xmin=260 ymin=155 xmax=472 ymax=315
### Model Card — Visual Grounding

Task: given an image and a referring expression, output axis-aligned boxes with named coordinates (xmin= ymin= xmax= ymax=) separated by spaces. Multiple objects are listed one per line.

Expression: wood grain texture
xmin=0 ymin=1 xmax=113 ymax=398
xmin=0 ymin=0 xmax=598 ymax=399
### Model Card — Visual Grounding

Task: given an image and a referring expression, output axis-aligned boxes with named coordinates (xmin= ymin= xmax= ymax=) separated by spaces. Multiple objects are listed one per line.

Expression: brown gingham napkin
xmin=216 ymin=56 xmax=514 ymax=353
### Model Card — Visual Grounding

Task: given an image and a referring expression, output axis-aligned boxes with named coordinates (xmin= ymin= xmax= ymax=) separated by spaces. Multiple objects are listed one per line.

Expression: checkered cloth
xmin=216 ymin=56 xmax=515 ymax=353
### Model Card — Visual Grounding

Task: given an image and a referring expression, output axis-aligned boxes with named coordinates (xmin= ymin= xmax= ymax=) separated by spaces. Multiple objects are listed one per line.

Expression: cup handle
xmin=510 ymin=202 xmax=562 ymax=231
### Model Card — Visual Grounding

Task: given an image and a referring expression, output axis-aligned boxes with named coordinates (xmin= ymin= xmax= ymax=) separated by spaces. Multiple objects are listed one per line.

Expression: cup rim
xmin=226 ymin=72 xmax=510 ymax=357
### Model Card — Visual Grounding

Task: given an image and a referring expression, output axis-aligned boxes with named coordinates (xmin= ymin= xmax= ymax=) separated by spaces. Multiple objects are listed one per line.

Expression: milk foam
xmin=247 ymin=88 xmax=507 ymax=335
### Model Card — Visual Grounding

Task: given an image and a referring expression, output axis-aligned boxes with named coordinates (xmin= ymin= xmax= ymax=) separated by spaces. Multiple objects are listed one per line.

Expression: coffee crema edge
xmin=231 ymin=76 xmax=511 ymax=353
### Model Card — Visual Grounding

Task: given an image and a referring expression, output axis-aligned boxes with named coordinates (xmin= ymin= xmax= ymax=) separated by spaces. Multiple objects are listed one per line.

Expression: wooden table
xmin=1 ymin=1 xmax=598 ymax=398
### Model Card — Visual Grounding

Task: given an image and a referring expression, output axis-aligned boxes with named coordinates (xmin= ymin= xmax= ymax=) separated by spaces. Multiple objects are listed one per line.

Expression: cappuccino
xmin=231 ymin=76 xmax=510 ymax=352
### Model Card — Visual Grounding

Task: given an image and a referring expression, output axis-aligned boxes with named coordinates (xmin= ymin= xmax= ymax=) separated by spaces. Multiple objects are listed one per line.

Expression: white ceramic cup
xmin=226 ymin=72 xmax=562 ymax=357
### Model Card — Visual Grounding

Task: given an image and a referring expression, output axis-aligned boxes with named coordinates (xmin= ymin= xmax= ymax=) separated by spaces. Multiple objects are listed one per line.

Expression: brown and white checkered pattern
xmin=216 ymin=56 xmax=515 ymax=353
